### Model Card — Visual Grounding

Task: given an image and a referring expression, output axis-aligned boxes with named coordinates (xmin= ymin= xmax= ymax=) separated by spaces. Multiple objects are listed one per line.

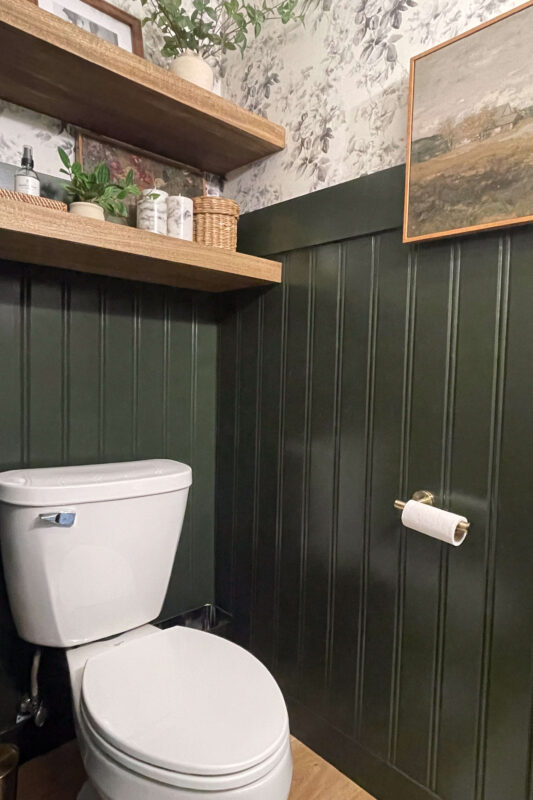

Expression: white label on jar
xmin=15 ymin=176 xmax=40 ymax=196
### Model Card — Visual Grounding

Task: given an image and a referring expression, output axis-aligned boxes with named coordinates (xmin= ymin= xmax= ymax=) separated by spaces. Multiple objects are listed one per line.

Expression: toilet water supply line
xmin=30 ymin=649 xmax=40 ymax=704
xmin=17 ymin=648 xmax=48 ymax=727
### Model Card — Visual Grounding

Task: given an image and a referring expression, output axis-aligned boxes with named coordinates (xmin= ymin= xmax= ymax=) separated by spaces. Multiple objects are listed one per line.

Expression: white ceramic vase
xmin=170 ymin=52 xmax=214 ymax=92
xmin=69 ymin=202 xmax=105 ymax=221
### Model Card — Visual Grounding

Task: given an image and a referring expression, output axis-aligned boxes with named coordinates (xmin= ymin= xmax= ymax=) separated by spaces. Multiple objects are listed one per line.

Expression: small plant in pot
xmin=141 ymin=0 xmax=313 ymax=91
xmin=58 ymin=147 xmax=141 ymax=221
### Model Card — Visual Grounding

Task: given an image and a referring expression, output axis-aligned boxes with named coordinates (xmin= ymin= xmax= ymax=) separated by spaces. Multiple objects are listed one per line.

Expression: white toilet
xmin=0 ymin=459 xmax=292 ymax=800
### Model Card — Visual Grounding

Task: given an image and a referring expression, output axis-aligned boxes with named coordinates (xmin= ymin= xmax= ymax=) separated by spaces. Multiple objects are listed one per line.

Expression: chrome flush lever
xmin=39 ymin=512 xmax=76 ymax=527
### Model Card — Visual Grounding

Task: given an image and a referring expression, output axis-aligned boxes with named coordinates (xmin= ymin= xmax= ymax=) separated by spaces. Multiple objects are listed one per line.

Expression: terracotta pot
xmin=170 ymin=52 xmax=214 ymax=91
xmin=69 ymin=202 xmax=105 ymax=221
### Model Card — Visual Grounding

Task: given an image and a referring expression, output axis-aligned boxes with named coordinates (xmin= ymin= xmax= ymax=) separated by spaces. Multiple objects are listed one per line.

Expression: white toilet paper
xmin=401 ymin=500 xmax=468 ymax=546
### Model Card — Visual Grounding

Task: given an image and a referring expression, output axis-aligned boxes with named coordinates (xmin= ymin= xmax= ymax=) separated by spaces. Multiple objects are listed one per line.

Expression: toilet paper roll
xmin=401 ymin=500 xmax=468 ymax=546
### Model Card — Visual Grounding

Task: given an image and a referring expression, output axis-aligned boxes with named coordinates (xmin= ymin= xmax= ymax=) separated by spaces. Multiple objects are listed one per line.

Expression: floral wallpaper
xmin=0 ymin=0 xmax=524 ymax=213
xmin=0 ymin=99 xmax=74 ymax=179
xmin=223 ymin=0 xmax=522 ymax=212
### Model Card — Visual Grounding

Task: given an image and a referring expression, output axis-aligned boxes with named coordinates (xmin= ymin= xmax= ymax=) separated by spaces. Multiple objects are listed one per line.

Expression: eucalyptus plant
xmin=58 ymin=147 xmax=141 ymax=218
xmin=141 ymin=0 xmax=314 ymax=59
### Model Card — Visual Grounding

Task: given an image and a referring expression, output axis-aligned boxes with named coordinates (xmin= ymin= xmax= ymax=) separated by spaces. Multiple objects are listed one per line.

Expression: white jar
xmin=137 ymin=189 xmax=168 ymax=235
xmin=170 ymin=52 xmax=214 ymax=92
xmin=167 ymin=196 xmax=193 ymax=241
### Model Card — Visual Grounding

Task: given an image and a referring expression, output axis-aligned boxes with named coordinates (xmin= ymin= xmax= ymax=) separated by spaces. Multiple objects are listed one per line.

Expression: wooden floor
xmin=288 ymin=738 xmax=375 ymax=800
xmin=18 ymin=737 xmax=376 ymax=800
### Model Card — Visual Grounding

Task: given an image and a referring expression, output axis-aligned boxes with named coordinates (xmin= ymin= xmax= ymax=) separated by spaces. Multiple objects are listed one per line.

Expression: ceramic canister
xmin=167 ymin=195 xmax=194 ymax=241
xmin=170 ymin=52 xmax=214 ymax=92
xmin=137 ymin=189 xmax=168 ymax=235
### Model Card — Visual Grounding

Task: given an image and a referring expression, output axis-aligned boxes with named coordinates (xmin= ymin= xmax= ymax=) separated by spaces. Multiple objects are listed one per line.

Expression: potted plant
xmin=141 ymin=0 xmax=312 ymax=91
xmin=58 ymin=147 xmax=141 ymax=221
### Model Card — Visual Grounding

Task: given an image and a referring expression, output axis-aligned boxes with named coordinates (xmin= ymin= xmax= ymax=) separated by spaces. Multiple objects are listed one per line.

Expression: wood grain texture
xmin=0 ymin=0 xmax=285 ymax=174
xmin=27 ymin=0 xmax=145 ymax=56
xmin=16 ymin=738 xmax=374 ymax=800
xmin=289 ymin=738 xmax=375 ymax=800
xmin=0 ymin=199 xmax=282 ymax=292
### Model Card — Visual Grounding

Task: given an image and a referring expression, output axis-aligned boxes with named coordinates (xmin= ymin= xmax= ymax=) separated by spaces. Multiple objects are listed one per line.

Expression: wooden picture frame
xmin=29 ymin=0 xmax=144 ymax=57
xmin=404 ymin=0 xmax=533 ymax=243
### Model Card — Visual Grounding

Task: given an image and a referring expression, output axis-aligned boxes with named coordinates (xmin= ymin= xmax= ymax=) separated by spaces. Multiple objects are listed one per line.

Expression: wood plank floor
xmin=288 ymin=738 xmax=375 ymax=799
xmin=17 ymin=737 xmax=376 ymax=800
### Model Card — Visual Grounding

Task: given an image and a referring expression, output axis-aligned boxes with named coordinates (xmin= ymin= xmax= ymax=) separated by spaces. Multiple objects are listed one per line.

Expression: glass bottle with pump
xmin=14 ymin=146 xmax=40 ymax=196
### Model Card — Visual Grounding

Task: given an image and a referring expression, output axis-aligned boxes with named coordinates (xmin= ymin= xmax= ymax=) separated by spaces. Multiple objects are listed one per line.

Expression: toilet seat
xmin=81 ymin=626 xmax=290 ymax=790
xmin=79 ymin=703 xmax=291 ymax=792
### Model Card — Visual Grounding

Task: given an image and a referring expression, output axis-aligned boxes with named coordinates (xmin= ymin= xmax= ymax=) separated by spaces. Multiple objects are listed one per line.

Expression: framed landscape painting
xmin=404 ymin=0 xmax=533 ymax=243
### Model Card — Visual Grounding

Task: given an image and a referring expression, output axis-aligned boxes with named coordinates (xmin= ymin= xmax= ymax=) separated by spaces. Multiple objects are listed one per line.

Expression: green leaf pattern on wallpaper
xmin=0 ymin=0 xmax=520 ymax=212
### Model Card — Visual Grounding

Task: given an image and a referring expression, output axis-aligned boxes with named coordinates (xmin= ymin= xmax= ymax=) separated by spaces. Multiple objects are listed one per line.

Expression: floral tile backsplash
xmin=0 ymin=0 xmax=521 ymax=214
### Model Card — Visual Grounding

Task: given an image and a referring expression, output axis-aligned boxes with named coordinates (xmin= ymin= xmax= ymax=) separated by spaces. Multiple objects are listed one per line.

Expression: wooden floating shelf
xmin=0 ymin=0 xmax=285 ymax=174
xmin=0 ymin=199 xmax=281 ymax=292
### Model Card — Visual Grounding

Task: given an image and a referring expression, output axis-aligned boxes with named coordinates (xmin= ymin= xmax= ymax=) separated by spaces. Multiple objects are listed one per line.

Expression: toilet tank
xmin=0 ymin=460 xmax=191 ymax=647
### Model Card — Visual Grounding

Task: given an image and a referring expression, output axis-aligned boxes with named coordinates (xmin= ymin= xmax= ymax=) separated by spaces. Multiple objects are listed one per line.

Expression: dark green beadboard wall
xmin=216 ymin=167 xmax=533 ymax=800
xmin=0 ymin=262 xmax=217 ymax=732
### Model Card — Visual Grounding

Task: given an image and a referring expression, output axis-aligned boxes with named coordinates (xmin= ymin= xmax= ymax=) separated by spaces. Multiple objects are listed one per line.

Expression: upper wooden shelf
xmin=0 ymin=0 xmax=285 ymax=174
xmin=0 ymin=199 xmax=281 ymax=292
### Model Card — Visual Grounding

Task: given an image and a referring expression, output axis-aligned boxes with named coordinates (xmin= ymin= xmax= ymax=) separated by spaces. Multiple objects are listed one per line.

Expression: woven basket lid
xmin=193 ymin=196 xmax=240 ymax=217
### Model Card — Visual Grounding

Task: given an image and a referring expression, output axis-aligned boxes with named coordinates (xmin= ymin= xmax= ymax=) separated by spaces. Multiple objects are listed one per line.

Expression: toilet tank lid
xmin=0 ymin=459 xmax=192 ymax=506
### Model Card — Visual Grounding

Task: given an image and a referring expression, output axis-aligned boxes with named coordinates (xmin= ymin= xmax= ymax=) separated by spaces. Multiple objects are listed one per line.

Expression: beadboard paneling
xmin=0 ymin=262 xmax=217 ymax=734
xmin=217 ymin=198 xmax=533 ymax=800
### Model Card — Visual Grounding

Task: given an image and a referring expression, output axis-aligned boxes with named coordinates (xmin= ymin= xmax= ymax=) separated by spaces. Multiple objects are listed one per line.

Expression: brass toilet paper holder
xmin=394 ymin=490 xmax=470 ymax=533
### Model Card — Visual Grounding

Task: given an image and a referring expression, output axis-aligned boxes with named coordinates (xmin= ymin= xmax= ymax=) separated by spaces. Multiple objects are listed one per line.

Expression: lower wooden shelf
xmin=0 ymin=199 xmax=281 ymax=292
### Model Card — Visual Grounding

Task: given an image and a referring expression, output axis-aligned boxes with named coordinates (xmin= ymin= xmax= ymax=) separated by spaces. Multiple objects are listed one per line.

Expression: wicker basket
xmin=0 ymin=188 xmax=67 ymax=212
xmin=193 ymin=196 xmax=240 ymax=250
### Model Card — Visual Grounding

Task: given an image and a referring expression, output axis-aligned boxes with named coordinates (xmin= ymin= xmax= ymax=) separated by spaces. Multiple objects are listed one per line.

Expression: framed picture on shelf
xmin=404 ymin=0 xmax=533 ymax=243
xmin=75 ymin=129 xmax=205 ymax=225
xmin=29 ymin=0 xmax=144 ymax=56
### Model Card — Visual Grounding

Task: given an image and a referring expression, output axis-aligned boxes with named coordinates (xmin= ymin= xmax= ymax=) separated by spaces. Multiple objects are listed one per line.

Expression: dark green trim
xmin=237 ymin=165 xmax=405 ymax=256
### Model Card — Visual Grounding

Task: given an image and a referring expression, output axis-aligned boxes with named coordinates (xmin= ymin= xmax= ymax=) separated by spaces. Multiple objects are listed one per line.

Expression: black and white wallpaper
xmin=223 ymin=0 xmax=520 ymax=211
xmin=0 ymin=0 xmax=520 ymax=212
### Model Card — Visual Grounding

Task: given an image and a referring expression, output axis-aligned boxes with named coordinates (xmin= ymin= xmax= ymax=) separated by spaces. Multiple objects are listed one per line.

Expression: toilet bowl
xmin=0 ymin=461 xmax=293 ymax=800
xmin=67 ymin=626 xmax=292 ymax=800
xmin=70 ymin=625 xmax=292 ymax=800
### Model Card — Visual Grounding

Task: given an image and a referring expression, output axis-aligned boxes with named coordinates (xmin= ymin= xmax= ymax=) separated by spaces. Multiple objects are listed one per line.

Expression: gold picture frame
xmin=404 ymin=0 xmax=533 ymax=243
